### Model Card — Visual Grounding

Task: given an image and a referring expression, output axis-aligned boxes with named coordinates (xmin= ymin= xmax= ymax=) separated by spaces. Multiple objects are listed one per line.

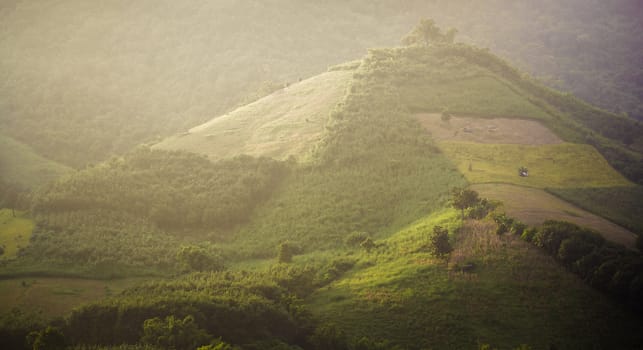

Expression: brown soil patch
xmin=415 ymin=114 xmax=563 ymax=145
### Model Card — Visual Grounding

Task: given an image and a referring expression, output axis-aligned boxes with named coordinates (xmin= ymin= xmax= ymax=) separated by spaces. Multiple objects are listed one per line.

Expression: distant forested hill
xmin=1 ymin=0 xmax=641 ymax=167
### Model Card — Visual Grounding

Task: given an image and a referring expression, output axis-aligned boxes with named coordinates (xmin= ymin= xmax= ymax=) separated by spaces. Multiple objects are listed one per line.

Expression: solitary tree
xmin=451 ymin=187 xmax=480 ymax=219
xmin=277 ymin=242 xmax=294 ymax=263
xmin=430 ymin=226 xmax=453 ymax=265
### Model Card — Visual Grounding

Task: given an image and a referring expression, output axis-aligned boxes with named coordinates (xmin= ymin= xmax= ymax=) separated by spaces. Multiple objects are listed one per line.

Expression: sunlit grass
xmin=440 ymin=141 xmax=631 ymax=188
xmin=307 ymin=217 xmax=643 ymax=349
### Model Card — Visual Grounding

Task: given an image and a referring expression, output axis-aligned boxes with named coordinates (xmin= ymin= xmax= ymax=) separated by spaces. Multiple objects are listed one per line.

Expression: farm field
xmin=155 ymin=70 xmax=352 ymax=161
xmin=415 ymin=114 xmax=563 ymax=145
xmin=547 ymin=186 xmax=643 ymax=235
xmin=472 ymin=183 xmax=637 ymax=248
xmin=0 ymin=209 xmax=34 ymax=260
xmin=0 ymin=277 xmax=151 ymax=318
xmin=439 ymin=141 xmax=631 ymax=188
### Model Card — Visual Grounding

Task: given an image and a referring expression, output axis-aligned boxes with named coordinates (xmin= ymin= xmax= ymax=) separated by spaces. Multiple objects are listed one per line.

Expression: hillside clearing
xmin=439 ymin=141 xmax=631 ymax=188
xmin=472 ymin=183 xmax=637 ymax=248
xmin=154 ymin=70 xmax=353 ymax=161
xmin=415 ymin=114 xmax=563 ymax=144
xmin=0 ymin=210 xmax=34 ymax=260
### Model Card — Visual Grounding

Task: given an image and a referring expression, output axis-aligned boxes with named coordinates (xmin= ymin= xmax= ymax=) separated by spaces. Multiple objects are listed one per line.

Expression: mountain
xmin=1 ymin=0 xmax=642 ymax=169
xmin=3 ymin=39 xmax=643 ymax=349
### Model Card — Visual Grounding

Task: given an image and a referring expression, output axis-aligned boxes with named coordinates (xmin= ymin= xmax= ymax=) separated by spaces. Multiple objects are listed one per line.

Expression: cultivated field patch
xmin=439 ymin=142 xmax=631 ymax=188
xmin=472 ymin=184 xmax=637 ymax=248
xmin=155 ymin=70 xmax=352 ymax=161
xmin=415 ymin=114 xmax=563 ymax=145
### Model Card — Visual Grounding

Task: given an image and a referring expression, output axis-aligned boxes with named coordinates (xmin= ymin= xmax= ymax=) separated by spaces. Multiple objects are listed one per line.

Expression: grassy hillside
xmin=308 ymin=217 xmax=643 ymax=349
xmin=0 ymin=135 xmax=72 ymax=188
xmin=155 ymin=70 xmax=353 ymax=161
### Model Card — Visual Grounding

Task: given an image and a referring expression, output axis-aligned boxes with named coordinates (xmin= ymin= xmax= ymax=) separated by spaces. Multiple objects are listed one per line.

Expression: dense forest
xmin=1 ymin=149 xmax=287 ymax=276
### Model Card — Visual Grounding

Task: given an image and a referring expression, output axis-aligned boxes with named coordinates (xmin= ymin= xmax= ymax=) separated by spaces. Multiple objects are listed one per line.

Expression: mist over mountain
xmin=1 ymin=2 xmax=643 ymax=349
xmin=1 ymin=0 xmax=641 ymax=168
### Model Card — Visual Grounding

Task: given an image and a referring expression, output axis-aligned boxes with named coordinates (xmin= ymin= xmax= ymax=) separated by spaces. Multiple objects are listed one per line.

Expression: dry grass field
xmin=155 ymin=70 xmax=352 ymax=161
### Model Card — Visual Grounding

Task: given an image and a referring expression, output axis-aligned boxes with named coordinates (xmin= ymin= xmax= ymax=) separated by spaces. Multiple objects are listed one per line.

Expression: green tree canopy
xmin=430 ymin=226 xmax=453 ymax=262
xmin=141 ymin=315 xmax=212 ymax=350
xmin=451 ymin=187 xmax=480 ymax=219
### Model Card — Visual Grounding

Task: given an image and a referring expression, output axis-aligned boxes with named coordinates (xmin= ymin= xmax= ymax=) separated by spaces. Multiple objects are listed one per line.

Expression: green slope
xmin=0 ymin=134 xmax=72 ymax=188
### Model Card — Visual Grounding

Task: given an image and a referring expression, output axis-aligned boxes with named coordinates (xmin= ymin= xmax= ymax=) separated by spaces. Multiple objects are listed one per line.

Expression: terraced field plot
xmin=415 ymin=114 xmax=563 ymax=145
xmin=155 ymin=70 xmax=352 ymax=161
xmin=440 ymin=142 xmax=631 ymax=188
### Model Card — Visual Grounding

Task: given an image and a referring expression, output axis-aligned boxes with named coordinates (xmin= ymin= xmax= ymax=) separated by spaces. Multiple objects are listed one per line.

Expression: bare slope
xmin=416 ymin=113 xmax=563 ymax=145
xmin=155 ymin=70 xmax=352 ymax=160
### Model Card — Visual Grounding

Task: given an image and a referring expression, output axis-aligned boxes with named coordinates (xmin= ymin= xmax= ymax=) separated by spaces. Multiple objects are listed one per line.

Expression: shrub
xmin=344 ymin=231 xmax=370 ymax=247
xmin=558 ymin=237 xmax=595 ymax=266
xmin=176 ymin=245 xmax=224 ymax=272
xmin=27 ymin=326 xmax=67 ymax=350
xmin=520 ymin=227 xmax=537 ymax=242
xmin=534 ymin=221 xmax=574 ymax=255
xmin=510 ymin=221 xmax=527 ymax=236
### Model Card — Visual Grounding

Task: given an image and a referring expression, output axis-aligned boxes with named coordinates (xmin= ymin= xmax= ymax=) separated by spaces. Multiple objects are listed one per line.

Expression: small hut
xmin=518 ymin=166 xmax=529 ymax=177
